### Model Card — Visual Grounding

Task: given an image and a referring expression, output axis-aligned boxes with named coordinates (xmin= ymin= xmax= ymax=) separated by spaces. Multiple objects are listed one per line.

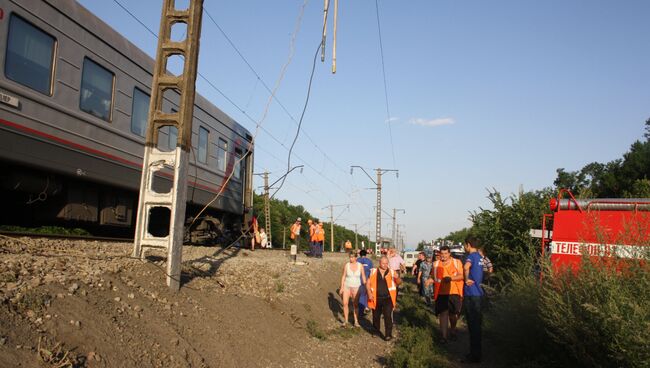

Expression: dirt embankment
xmin=0 ymin=238 xmax=392 ymax=368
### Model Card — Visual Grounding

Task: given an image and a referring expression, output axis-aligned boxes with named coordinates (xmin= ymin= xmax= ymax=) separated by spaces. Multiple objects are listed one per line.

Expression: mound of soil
xmin=0 ymin=237 xmax=392 ymax=367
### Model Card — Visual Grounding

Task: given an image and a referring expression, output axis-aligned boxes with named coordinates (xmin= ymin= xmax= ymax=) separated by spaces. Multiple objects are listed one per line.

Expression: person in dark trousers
xmin=463 ymin=237 xmax=485 ymax=363
xmin=366 ymin=256 xmax=401 ymax=341
xmin=413 ymin=252 xmax=425 ymax=295
xmin=357 ymin=249 xmax=373 ymax=316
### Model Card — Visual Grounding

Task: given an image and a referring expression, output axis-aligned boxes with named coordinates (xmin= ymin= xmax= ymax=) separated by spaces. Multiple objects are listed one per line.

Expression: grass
xmin=275 ymin=281 xmax=285 ymax=293
xmin=14 ymin=290 xmax=51 ymax=313
xmin=388 ymin=279 xmax=451 ymax=368
xmin=306 ymin=319 xmax=327 ymax=340
xmin=37 ymin=336 xmax=80 ymax=367
xmin=304 ymin=319 xmax=361 ymax=341
xmin=0 ymin=225 xmax=90 ymax=236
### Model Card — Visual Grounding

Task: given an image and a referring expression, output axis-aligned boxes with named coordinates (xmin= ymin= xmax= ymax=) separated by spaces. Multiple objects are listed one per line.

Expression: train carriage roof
xmin=37 ymin=0 xmax=253 ymax=143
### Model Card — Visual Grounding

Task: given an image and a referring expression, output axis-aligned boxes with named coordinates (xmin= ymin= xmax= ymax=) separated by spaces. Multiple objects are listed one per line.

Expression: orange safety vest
xmin=367 ymin=268 xmax=399 ymax=309
xmin=290 ymin=223 xmax=300 ymax=240
xmin=309 ymin=224 xmax=317 ymax=242
xmin=432 ymin=258 xmax=464 ymax=300
xmin=317 ymin=225 xmax=325 ymax=242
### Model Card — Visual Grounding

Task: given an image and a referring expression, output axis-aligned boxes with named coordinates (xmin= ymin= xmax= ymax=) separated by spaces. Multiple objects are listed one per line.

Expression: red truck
xmin=542 ymin=189 xmax=650 ymax=270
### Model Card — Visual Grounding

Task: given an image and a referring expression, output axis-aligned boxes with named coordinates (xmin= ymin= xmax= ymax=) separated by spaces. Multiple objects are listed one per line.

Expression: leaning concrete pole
xmin=133 ymin=0 xmax=204 ymax=291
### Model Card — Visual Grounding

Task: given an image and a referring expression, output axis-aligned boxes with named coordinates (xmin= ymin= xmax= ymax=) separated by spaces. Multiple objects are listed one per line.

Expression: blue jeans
xmin=465 ymin=296 xmax=483 ymax=360
xmin=358 ymin=284 xmax=368 ymax=314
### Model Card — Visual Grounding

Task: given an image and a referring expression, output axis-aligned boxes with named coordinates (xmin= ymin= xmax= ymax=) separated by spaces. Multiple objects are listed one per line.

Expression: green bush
xmin=539 ymin=258 xmax=650 ymax=368
xmin=488 ymin=256 xmax=650 ymax=368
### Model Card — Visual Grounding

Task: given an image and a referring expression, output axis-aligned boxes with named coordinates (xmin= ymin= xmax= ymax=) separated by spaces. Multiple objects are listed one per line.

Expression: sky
xmin=77 ymin=0 xmax=650 ymax=247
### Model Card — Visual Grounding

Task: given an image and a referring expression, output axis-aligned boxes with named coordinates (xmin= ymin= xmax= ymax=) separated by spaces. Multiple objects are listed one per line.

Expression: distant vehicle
xmin=402 ymin=251 xmax=420 ymax=270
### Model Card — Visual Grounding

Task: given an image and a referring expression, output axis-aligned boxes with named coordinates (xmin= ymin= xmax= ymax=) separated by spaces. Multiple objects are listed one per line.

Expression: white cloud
xmin=409 ymin=117 xmax=455 ymax=127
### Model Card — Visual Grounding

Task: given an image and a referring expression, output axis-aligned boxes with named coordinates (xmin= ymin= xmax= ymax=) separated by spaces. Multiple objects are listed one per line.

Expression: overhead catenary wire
xmin=111 ymin=0 xmax=370 ymax=223
xmin=373 ymin=0 xmax=404 ymax=210
xmin=373 ymin=0 xmax=397 ymax=170
xmin=271 ymin=41 xmax=322 ymax=199
xmin=202 ymin=5 xmax=369 ymax=208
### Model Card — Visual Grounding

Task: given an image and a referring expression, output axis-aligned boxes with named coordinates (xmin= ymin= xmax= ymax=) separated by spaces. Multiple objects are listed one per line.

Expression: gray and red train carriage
xmin=0 ymin=0 xmax=254 ymax=242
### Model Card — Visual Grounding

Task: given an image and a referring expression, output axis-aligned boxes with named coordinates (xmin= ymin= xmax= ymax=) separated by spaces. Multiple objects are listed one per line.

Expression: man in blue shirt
xmin=463 ymin=237 xmax=484 ymax=363
xmin=357 ymin=249 xmax=374 ymax=316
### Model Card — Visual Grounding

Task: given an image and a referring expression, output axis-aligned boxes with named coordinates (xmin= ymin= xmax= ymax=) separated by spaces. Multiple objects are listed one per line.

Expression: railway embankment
xmin=0 ymin=237 xmax=393 ymax=367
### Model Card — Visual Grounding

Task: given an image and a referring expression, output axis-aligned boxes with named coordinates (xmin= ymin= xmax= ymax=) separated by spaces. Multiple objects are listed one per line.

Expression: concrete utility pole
xmin=260 ymin=171 xmax=271 ymax=246
xmin=133 ymin=0 xmax=204 ymax=292
xmin=391 ymin=208 xmax=405 ymax=250
xmin=322 ymin=204 xmax=349 ymax=252
xmin=351 ymin=166 xmax=398 ymax=253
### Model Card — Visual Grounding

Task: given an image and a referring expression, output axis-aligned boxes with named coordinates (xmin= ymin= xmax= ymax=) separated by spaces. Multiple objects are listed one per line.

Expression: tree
xmin=554 ymin=120 xmax=650 ymax=198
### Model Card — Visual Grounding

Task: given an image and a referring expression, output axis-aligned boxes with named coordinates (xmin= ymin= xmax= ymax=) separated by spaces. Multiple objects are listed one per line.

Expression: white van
xmin=402 ymin=251 xmax=420 ymax=271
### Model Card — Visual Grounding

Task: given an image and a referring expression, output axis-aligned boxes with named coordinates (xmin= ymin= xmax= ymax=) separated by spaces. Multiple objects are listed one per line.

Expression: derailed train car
xmin=0 ymin=0 xmax=254 ymax=242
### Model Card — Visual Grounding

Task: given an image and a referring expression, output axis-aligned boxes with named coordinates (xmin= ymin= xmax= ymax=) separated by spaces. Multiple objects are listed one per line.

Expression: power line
xmin=373 ymin=0 xmax=403 ymax=207
xmin=271 ymin=42 xmax=321 ymax=199
xmin=110 ymin=0 xmax=369 ymax=217
xmin=202 ymin=5 xmax=369 ymax=207
xmin=374 ymin=0 xmax=397 ymax=170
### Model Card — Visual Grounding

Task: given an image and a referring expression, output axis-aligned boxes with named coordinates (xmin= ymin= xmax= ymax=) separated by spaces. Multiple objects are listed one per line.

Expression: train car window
xmin=80 ymin=58 xmax=114 ymax=122
xmin=217 ymin=138 xmax=227 ymax=172
xmin=5 ymin=15 xmax=56 ymax=95
xmin=198 ymin=127 xmax=208 ymax=164
xmin=233 ymin=149 xmax=242 ymax=180
xmin=131 ymin=88 xmax=150 ymax=137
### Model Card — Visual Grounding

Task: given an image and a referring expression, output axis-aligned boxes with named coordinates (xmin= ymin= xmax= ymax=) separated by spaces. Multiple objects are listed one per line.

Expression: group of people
xmin=411 ymin=238 xmax=491 ymax=363
xmin=289 ymin=217 xmax=326 ymax=258
xmin=337 ymin=238 xmax=490 ymax=364
xmin=249 ymin=217 xmax=269 ymax=250
xmin=338 ymin=248 xmax=405 ymax=341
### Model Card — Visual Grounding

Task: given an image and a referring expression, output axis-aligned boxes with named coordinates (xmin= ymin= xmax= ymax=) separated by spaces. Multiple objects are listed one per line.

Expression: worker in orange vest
xmin=290 ymin=218 xmax=302 ymax=247
xmin=430 ymin=245 xmax=464 ymax=343
xmin=316 ymin=221 xmax=325 ymax=257
xmin=366 ymin=256 xmax=401 ymax=341
xmin=307 ymin=219 xmax=317 ymax=256
xmin=344 ymin=240 xmax=353 ymax=251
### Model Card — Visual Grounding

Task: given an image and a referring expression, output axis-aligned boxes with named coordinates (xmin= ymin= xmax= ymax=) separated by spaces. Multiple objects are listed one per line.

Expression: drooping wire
xmin=110 ymin=0 xmax=370 ymax=224
xmin=203 ymin=5 xmax=369 ymax=208
xmin=271 ymin=42 xmax=321 ymax=199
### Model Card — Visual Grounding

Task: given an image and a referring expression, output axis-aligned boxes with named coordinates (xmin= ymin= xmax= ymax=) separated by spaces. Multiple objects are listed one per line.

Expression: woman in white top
xmin=259 ymin=228 xmax=268 ymax=248
xmin=339 ymin=251 xmax=367 ymax=327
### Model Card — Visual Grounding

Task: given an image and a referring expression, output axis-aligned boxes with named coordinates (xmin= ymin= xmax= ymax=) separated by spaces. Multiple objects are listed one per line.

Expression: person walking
xmin=413 ymin=252 xmax=425 ymax=295
xmin=463 ymin=237 xmax=485 ymax=363
xmin=478 ymin=248 xmax=493 ymax=275
xmin=307 ymin=219 xmax=316 ymax=256
xmin=290 ymin=218 xmax=301 ymax=248
xmin=316 ymin=221 xmax=325 ymax=257
xmin=418 ymin=254 xmax=434 ymax=304
xmin=432 ymin=245 xmax=464 ymax=343
xmin=387 ymin=248 xmax=406 ymax=276
xmin=366 ymin=256 xmax=401 ymax=341
xmin=339 ymin=251 xmax=367 ymax=327
xmin=357 ymin=249 xmax=373 ymax=316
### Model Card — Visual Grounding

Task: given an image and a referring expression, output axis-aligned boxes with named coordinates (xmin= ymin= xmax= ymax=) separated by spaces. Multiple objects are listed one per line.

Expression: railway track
xmin=0 ymin=231 xmax=133 ymax=243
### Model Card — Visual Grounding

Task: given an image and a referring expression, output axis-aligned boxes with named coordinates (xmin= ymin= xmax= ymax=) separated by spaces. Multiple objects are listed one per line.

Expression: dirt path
xmin=0 ymin=238 xmax=393 ymax=367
